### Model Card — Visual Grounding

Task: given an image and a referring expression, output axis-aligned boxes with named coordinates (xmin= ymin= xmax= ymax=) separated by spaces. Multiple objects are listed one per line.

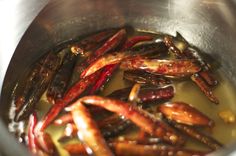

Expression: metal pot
xmin=1 ymin=0 xmax=236 ymax=155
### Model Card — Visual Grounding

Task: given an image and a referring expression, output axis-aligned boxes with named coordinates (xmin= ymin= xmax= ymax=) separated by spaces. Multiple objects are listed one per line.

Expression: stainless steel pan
xmin=1 ymin=0 xmax=236 ymax=155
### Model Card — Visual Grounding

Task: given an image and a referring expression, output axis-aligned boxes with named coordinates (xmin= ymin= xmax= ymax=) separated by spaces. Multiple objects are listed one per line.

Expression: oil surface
xmin=40 ymin=70 xmax=236 ymax=156
xmin=9 ymin=30 xmax=236 ymax=155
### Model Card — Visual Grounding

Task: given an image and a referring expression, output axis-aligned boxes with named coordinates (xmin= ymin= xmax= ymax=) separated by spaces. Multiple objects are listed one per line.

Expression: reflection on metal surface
xmin=203 ymin=0 xmax=236 ymax=28
xmin=0 ymin=0 xmax=49 ymax=93
xmin=0 ymin=0 xmax=48 ymax=155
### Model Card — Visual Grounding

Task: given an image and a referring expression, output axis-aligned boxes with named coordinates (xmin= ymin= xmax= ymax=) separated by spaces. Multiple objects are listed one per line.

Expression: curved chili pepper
xmin=57 ymin=86 xmax=174 ymax=140
xmin=67 ymin=96 xmax=185 ymax=145
xmin=37 ymin=71 xmax=101 ymax=131
xmin=71 ymin=101 xmax=114 ymax=156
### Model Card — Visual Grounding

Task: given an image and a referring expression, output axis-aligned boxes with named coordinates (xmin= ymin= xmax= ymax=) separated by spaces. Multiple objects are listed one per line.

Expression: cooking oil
xmin=8 ymin=29 xmax=236 ymax=155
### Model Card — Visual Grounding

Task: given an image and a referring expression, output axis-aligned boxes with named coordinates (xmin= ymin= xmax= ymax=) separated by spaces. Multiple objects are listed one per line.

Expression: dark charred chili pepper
xmin=14 ymin=52 xmax=61 ymax=121
xmin=46 ymin=51 xmax=78 ymax=104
